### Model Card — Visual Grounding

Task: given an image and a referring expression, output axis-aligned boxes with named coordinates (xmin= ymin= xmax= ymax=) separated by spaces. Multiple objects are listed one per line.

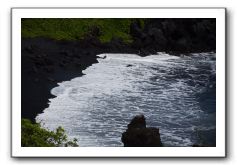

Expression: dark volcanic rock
xmin=122 ymin=115 xmax=162 ymax=147
xmin=130 ymin=18 xmax=216 ymax=53
xmin=127 ymin=115 xmax=146 ymax=129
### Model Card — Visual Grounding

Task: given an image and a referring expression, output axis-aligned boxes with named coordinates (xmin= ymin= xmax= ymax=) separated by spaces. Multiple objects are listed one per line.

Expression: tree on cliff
xmin=21 ymin=119 xmax=78 ymax=147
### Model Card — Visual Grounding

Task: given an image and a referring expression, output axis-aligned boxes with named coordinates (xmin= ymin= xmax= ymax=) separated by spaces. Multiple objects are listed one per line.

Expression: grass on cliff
xmin=22 ymin=18 xmax=145 ymax=43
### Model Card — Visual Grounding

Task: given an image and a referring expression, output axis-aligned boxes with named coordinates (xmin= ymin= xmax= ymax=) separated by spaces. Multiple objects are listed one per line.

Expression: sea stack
xmin=121 ymin=115 xmax=162 ymax=147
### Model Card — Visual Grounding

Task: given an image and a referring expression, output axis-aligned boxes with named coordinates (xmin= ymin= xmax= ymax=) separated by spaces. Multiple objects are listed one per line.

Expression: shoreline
xmin=21 ymin=37 xmax=215 ymax=122
xmin=22 ymin=37 xmax=142 ymax=122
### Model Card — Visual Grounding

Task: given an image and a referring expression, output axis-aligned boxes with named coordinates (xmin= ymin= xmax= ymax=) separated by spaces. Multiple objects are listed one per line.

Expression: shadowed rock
xmin=126 ymin=64 xmax=133 ymax=67
xmin=122 ymin=115 xmax=162 ymax=147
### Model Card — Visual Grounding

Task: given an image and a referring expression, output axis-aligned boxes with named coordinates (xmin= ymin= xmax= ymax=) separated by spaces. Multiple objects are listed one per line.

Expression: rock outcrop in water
xmin=121 ymin=115 xmax=162 ymax=147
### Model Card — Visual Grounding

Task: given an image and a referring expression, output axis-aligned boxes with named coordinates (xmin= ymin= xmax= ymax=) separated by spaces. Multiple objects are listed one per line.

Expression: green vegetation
xmin=22 ymin=18 xmax=146 ymax=43
xmin=21 ymin=119 xmax=78 ymax=147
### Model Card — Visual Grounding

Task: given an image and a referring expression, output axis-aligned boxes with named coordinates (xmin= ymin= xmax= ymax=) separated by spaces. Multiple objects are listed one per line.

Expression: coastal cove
xmin=21 ymin=18 xmax=217 ymax=147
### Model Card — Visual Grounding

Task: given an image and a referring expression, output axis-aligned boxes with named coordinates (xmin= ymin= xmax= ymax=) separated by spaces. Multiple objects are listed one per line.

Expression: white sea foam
xmin=36 ymin=52 xmax=216 ymax=147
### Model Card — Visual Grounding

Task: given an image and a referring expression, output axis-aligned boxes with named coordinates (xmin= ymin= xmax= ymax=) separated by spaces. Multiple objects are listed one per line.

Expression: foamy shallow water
xmin=36 ymin=52 xmax=216 ymax=147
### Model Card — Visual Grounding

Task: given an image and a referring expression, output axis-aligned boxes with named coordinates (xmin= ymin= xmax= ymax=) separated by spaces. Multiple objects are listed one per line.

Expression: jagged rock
xmin=97 ymin=55 xmax=107 ymax=59
xmin=122 ymin=115 xmax=162 ymax=147
xmin=128 ymin=115 xmax=146 ymax=129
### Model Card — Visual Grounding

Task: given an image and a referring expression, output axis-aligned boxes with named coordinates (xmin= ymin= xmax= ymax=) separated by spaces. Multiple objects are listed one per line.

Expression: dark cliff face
xmin=130 ymin=18 xmax=216 ymax=54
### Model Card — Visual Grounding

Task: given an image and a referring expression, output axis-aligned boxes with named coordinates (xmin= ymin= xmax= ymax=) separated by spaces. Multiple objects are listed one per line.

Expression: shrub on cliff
xmin=21 ymin=119 xmax=78 ymax=147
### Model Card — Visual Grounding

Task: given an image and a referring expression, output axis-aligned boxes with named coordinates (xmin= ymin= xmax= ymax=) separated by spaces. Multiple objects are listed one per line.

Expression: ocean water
xmin=36 ymin=52 xmax=216 ymax=147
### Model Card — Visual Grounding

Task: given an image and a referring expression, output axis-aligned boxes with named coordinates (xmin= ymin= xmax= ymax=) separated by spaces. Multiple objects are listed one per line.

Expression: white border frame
xmin=11 ymin=8 xmax=226 ymax=157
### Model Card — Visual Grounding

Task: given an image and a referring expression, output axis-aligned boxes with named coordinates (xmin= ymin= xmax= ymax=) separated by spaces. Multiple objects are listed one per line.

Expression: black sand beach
xmin=21 ymin=18 xmax=216 ymax=122
xmin=21 ymin=37 xmax=138 ymax=121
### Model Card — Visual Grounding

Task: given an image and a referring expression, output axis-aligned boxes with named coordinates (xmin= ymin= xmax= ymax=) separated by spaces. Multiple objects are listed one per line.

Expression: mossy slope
xmin=22 ymin=18 xmax=145 ymax=43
